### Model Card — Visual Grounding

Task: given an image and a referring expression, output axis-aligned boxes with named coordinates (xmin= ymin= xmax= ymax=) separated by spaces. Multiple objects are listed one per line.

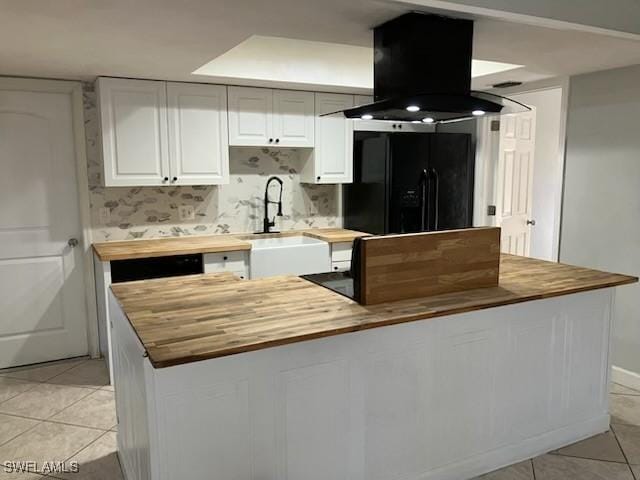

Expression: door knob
xmin=68 ymin=238 xmax=79 ymax=248
xmin=526 ymin=219 xmax=536 ymax=226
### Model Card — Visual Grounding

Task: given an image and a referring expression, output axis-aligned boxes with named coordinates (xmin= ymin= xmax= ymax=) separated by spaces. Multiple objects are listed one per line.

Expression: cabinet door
xmin=272 ymin=90 xmax=315 ymax=147
xmin=98 ymin=78 xmax=170 ymax=186
xmin=167 ymin=83 xmax=229 ymax=185
xmin=312 ymin=93 xmax=354 ymax=184
xmin=228 ymin=86 xmax=273 ymax=146
xmin=354 ymin=94 xmax=373 ymax=106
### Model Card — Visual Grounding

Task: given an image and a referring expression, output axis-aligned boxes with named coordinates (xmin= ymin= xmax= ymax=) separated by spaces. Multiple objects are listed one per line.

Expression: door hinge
xmin=490 ymin=120 xmax=500 ymax=132
xmin=487 ymin=205 xmax=497 ymax=216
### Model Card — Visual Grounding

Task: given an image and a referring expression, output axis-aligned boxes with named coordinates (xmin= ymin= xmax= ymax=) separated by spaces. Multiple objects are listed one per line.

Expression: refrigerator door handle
xmin=429 ymin=167 xmax=440 ymax=230
xmin=420 ymin=169 xmax=428 ymax=231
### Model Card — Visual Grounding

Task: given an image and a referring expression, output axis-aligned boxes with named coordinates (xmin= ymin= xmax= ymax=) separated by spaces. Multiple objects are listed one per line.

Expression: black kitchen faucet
xmin=262 ymin=176 xmax=283 ymax=233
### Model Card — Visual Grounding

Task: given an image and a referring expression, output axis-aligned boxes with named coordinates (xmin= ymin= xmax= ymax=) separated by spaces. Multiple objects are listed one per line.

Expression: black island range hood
xmin=332 ymin=12 xmax=529 ymax=123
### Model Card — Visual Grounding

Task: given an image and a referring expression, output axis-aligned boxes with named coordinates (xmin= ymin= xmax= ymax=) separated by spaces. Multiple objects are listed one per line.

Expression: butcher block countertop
xmin=93 ymin=228 xmax=368 ymax=261
xmin=110 ymin=254 xmax=637 ymax=368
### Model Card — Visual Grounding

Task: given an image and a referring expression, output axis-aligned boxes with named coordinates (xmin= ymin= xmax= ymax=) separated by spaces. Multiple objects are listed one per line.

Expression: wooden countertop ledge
xmin=110 ymin=254 xmax=637 ymax=368
xmin=93 ymin=228 xmax=368 ymax=261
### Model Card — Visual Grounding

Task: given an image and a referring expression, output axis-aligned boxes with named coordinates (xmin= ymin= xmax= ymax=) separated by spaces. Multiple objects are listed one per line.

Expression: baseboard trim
xmin=612 ymin=365 xmax=640 ymax=391
xmin=419 ymin=415 xmax=610 ymax=480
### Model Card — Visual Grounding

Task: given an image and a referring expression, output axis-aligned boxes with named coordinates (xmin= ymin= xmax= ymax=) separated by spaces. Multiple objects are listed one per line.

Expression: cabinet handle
xmin=269 ymin=138 xmax=273 ymax=143
xmin=163 ymin=177 xmax=169 ymax=182
xmin=223 ymin=255 xmax=228 ymax=261
xmin=398 ymin=124 xmax=403 ymax=129
xmin=172 ymin=177 xmax=178 ymax=182
xmin=275 ymin=138 xmax=280 ymax=143
xmin=316 ymin=176 xmax=321 ymax=181
xmin=392 ymin=124 xmax=397 ymax=129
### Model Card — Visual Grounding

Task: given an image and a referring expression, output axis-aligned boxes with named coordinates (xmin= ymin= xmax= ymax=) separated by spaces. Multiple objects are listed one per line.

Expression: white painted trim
xmin=472 ymin=117 xmax=498 ymax=227
xmin=393 ymin=0 xmax=640 ymax=41
xmin=71 ymin=83 xmax=100 ymax=358
xmin=612 ymin=366 xmax=640 ymax=392
xmin=0 ymin=77 xmax=99 ymax=358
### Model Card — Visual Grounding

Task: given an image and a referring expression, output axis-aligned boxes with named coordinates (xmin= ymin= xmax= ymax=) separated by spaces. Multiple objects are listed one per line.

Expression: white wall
xmin=562 ymin=64 xmax=640 ymax=374
xmin=510 ymin=88 xmax=564 ymax=261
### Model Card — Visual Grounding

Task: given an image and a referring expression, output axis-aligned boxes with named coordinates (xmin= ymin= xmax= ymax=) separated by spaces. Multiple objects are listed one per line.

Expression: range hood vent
xmin=331 ymin=12 xmax=529 ymax=123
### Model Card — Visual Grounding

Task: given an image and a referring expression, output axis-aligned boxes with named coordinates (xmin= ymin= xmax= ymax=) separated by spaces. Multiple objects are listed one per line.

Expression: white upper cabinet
xmin=228 ymin=86 xmax=314 ymax=147
xmin=167 ymin=83 xmax=229 ymax=185
xmin=301 ymin=93 xmax=354 ymax=184
xmin=98 ymin=77 xmax=230 ymax=186
xmin=354 ymin=94 xmax=373 ymax=106
xmin=272 ymin=90 xmax=315 ymax=147
xmin=98 ymin=77 xmax=170 ymax=186
xmin=227 ymin=86 xmax=273 ymax=146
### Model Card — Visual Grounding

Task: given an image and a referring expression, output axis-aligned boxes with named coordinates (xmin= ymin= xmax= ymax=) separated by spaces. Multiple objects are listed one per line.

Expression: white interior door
xmin=0 ymin=84 xmax=88 ymax=368
xmin=496 ymin=110 xmax=537 ymax=256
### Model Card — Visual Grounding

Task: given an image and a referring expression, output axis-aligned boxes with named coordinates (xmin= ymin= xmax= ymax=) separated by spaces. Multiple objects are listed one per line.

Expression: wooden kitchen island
xmin=108 ymin=255 xmax=636 ymax=480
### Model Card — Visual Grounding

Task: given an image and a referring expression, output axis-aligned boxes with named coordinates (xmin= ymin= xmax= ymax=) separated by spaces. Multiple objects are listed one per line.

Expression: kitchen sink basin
xmin=249 ymin=235 xmax=330 ymax=279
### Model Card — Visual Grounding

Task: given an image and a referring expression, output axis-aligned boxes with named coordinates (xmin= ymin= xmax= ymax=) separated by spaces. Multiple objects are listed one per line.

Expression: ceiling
xmin=1 ymin=0 xmax=640 ymax=92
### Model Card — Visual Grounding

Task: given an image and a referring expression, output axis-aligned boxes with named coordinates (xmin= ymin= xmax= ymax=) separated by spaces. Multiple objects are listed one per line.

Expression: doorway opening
xmin=474 ymin=83 xmax=567 ymax=261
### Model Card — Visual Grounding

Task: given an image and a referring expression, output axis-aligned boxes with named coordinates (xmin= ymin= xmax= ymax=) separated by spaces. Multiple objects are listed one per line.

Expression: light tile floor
xmin=0 ymin=357 xmax=121 ymax=479
xmin=0 ymin=357 xmax=638 ymax=479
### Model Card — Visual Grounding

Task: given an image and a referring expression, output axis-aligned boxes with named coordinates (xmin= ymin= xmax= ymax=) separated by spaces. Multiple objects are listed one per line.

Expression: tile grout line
xmin=0 ymin=381 xmax=41 ymax=407
xmin=0 ymin=386 xmax=96 ymax=427
xmin=530 ymin=458 xmax=537 ymax=480
xmin=52 ymin=429 xmax=114 ymax=480
xmin=611 ymin=425 xmax=638 ymax=480
xmin=0 ymin=357 xmax=90 ymax=380
xmin=0 ymin=418 xmax=44 ymax=449
xmin=551 ymin=451 xmax=628 ymax=465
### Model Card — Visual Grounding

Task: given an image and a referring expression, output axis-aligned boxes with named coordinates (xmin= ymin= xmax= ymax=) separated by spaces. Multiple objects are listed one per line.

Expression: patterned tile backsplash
xmin=83 ymin=83 xmax=340 ymax=242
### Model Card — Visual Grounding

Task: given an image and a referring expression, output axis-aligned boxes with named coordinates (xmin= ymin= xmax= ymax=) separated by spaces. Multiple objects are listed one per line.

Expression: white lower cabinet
xmin=301 ymin=93 xmax=354 ymax=184
xmin=109 ymin=288 xmax=614 ymax=480
xmin=203 ymin=251 xmax=249 ymax=279
xmin=330 ymin=241 xmax=353 ymax=272
xmin=98 ymin=77 xmax=229 ymax=186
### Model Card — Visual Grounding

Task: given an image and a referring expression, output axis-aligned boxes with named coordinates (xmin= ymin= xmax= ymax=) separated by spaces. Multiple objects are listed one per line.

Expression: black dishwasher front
xmin=110 ymin=254 xmax=203 ymax=283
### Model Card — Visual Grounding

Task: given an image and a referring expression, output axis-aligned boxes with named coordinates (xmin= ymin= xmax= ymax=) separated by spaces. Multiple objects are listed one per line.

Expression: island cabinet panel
xmin=109 ymin=293 xmax=152 ymax=480
xmin=110 ymin=288 xmax=614 ymax=480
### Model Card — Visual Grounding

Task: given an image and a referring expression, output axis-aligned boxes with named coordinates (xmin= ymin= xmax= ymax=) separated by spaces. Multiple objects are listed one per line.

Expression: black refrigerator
xmin=343 ymin=132 xmax=474 ymax=235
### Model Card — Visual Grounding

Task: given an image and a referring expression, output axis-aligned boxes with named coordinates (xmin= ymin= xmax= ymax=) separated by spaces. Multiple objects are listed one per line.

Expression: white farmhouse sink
xmin=249 ymin=235 xmax=330 ymax=279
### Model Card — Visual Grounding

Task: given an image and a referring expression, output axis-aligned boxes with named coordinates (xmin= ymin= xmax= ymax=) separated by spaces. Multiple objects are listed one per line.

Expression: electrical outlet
xmin=178 ymin=205 xmax=195 ymax=221
xmin=98 ymin=207 xmax=111 ymax=225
